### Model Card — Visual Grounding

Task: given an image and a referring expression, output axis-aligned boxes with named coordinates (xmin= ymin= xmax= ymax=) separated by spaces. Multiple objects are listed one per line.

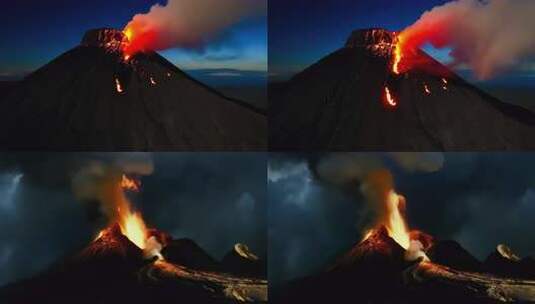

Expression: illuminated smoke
xmin=401 ymin=0 xmax=535 ymax=79
xmin=124 ymin=0 xmax=266 ymax=54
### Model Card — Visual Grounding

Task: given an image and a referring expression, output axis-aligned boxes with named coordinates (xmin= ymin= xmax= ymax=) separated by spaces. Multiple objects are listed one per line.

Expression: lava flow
xmin=392 ymin=33 xmax=403 ymax=75
xmin=383 ymin=86 xmax=397 ymax=107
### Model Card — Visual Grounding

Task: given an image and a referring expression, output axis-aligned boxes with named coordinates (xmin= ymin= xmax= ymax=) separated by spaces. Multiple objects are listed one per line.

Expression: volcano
xmin=269 ymin=28 xmax=535 ymax=151
xmin=0 ymin=28 xmax=266 ymax=150
xmin=273 ymin=228 xmax=535 ymax=303
xmin=0 ymin=224 xmax=268 ymax=304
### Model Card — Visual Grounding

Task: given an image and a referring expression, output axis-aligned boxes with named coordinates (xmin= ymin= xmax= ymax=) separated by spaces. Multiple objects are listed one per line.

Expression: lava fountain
xmin=361 ymin=169 xmax=429 ymax=261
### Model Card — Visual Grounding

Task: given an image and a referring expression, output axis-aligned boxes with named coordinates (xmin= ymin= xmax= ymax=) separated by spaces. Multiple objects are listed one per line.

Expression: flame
xmin=124 ymin=27 xmax=133 ymax=42
xmin=424 ymin=84 xmax=431 ymax=95
xmin=115 ymin=78 xmax=124 ymax=93
xmin=119 ymin=210 xmax=148 ymax=249
xmin=121 ymin=174 xmax=140 ymax=192
xmin=392 ymin=34 xmax=403 ymax=75
xmin=385 ymin=190 xmax=410 ymax=249
xmin=116 ymin=175 xmax=149 ymax=250
xmin=150 ymin=77 xmax=157 ymax=85
xmin=384 ymin=86 xmax=397 ymax=107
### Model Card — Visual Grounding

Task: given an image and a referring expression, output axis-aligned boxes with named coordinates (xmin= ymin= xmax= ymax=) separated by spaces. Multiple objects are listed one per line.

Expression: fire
xmin=385 ymin=190 xmax=410 ymax=249
xmin=119 ymin=210 xmax=148 ymax=249
xmin=392 ymin=33 xmax=403 ymax=75
xmin=424 ymin=84 xmax=431 ymax=95
xmin=124 ymin=27 xmax=133 ymax=42
xmin=121 ymin=174 xmax=140 ymax=192
xmin=150 ymin=77 xmax=157 ymax=86
xmin=384 ymin=86 xmax=397 ymax=107
xmin=115 ymin=78 xmax=124 ymax=93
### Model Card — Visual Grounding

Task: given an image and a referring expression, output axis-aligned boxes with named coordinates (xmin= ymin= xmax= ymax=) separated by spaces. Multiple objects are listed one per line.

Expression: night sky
xmin=269 ymin=0 xmax=535 ymax=89
xmin=0 ymin=152 xmax=266 ymax=286
xmin=0 ymin=0 xmax=266 ymax=82
xmin=268 ymin=153 xmax=535 ymax=288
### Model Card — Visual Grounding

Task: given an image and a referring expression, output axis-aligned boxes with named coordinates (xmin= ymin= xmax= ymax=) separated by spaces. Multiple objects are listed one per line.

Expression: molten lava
xmin=115 ymin=78 xmax=124 ymax=93
xmin=383 ymin=86 xmax=397 ymax=107
xmin=441 ymin=78 xmax=448 ymax=91
xmin=121 ymin=174 xmax=140 ymax=192
xmin=392 ymin=33 xmax=403 ymax=75
xmin=385 ymin=190 xmax=410 ymax=249
xmin=424 ymin=84 xmax=431 ymax=95
xmin=119 ymin=209 xmax=148 ymax=249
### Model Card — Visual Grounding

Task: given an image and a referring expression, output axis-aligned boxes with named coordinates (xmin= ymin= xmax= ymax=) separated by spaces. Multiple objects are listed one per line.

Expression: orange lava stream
xmin=115 ymin=78 xmax=124 ymax=93
xmin=384 ymin=86 xmax=397 ymax=107
xmin=385 ymin=190 xmax=410 ymax=249
xmin=392 ymin=33 xmax=404 ymax=75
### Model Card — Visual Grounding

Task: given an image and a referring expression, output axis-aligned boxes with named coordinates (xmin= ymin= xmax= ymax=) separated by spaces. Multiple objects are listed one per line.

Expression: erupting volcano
xmin=270 ymin=28 xmax=535 ymax=151
xmin=0 ymin=28 xmax=266 ymax=150
xmin=0 ymin=172 xmax=267 ymax=304
xmin=274 ymin=169 xmax=535 ymax=303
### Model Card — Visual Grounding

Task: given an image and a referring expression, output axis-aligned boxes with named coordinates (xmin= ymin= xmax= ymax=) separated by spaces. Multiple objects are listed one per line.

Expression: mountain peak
xmin=345 ymin=28 xmax=395 ymax=48
xmin=81 ymin=28 xmax=128 ymax=51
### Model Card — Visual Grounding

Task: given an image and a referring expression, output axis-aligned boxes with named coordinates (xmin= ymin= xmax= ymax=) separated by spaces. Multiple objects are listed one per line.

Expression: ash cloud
xmin=125 ymin=0 xmax=266 ymax=52
xmin=402 ymin=0 xmax=535 ymax=79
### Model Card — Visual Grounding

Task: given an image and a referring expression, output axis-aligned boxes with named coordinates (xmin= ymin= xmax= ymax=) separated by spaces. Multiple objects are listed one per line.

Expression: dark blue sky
xmin=269 ymin=0 xmax=535 ymax=88
xmin=0 ymin=0 xmax=266 ymax=80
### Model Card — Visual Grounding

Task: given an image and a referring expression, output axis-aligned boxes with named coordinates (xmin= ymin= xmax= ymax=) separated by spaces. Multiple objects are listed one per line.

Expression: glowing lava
xmin=441 ymin=78 xmax=448 ymax=91
xmin=115 ymin=78 xmax=124 ymax=93
xmin=424 ymin=84 xmax=431 ymax=95
xmin=392 ymin=33 xmax=403 ymax=75
xmin=385 ymin=190 xmax=410 ymax=249
xmin=121 ymin=174 xmax=140 ymax=192
xmin=384 ymin=86 xmax=397 ymax=107
xmin=119 ymin=209 xmax=148 ymax=249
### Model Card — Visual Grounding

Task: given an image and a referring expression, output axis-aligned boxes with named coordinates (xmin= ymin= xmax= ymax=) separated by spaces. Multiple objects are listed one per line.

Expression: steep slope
xmin=0 ymin=28 xmax=266 ymax=150
xmin=270 ymin=28 xmax=535 ymax=151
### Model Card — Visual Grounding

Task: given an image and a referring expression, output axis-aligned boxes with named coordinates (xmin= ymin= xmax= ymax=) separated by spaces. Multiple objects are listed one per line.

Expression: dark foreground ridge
xmin=0 ymin=28 xmax=266 ymax=151
xmin=270 ymin=28 xmax=535 ymax=151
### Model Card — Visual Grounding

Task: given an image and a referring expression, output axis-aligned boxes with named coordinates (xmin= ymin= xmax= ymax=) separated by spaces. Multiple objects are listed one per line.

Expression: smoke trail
xmin=401 ymin=0 xmax=535 ymax=79
xmin=124 ymin=0 xmax=266 ymax=54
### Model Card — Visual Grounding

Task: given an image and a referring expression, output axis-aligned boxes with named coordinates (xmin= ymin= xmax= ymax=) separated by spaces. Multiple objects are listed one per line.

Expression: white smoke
xmin=126 ymin=0 xmax=266 ymax=51
xmin=403 ymin=0 xmax=535 ymax=79
xmin=405 ymin=240 xmax=430 ymax=262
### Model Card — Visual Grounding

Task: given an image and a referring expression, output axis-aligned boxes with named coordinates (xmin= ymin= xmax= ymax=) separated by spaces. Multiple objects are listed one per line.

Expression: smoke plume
xmin=401 ymin=0 xmax=535 ymax=79
xmin=71 ymin=157 xmax=153 ymax=223
xmin=124 ymin=0 xmax=266 ymax=54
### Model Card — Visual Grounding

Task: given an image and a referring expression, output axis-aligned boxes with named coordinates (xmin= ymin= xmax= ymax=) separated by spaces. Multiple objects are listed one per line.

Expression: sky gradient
xmin=0 ymin=0 xmax=267 ymax=81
